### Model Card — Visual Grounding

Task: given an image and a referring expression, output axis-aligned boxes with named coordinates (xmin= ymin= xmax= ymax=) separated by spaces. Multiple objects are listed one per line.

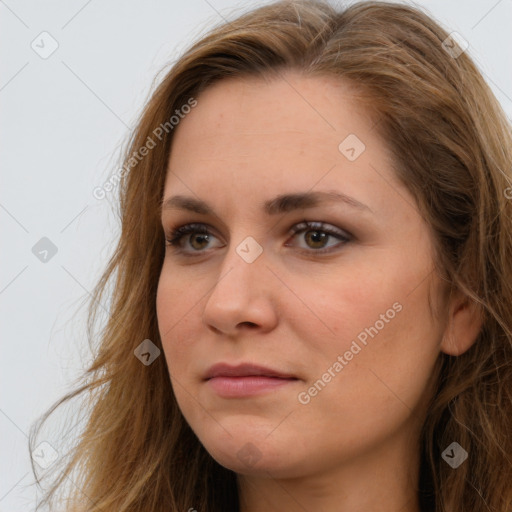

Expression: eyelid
xmin=287 ymin=220 xmax=351 ymax=240
xmin=164 ymin=222 xmax=223 ymax=249
xmin=164 ymin=220 xmax=352 ymax=255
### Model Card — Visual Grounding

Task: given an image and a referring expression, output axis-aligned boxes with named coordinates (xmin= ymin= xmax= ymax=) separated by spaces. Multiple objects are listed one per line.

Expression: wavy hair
xmin=30 ymin=1 xmax=512 ymax=510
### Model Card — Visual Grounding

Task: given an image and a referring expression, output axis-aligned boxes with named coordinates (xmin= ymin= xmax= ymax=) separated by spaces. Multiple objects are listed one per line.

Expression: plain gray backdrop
xmin=1 ymin=0 xmax=511 ymax=509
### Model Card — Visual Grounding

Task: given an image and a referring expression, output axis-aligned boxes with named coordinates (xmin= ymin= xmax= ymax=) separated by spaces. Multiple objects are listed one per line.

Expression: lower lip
xmin=206 ymin=376 xmax=298 ymax=397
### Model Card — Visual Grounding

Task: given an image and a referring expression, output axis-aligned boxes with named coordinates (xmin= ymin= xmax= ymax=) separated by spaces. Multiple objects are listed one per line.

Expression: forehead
xmin=169 ymin=72 xmax=376 ymax=153
xmin=162 ymin=72 xmax=403 ymax=222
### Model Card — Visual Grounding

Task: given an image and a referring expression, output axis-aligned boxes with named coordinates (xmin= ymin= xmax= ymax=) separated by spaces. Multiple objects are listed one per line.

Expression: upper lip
xmin=204 ymin=362 xmax=298 ymax=380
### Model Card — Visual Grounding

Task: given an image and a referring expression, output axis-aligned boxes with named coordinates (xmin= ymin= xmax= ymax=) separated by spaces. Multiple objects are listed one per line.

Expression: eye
xmin=164 ymin=220 xmax=351 ymax=256
xmin=164 ymin=223 xmax=222 ymax=254
xmin=285 ymin=220 xmax=351 ymax=254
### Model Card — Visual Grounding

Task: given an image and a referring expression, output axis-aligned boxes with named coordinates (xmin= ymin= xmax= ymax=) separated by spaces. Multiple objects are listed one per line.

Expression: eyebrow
xmin=160 ymin=190 xmax=373 ymax=217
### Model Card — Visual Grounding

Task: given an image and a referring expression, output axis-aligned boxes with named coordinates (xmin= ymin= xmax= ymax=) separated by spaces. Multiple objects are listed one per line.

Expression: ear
xmin=440 ymin=291 xmax=483 ymax=356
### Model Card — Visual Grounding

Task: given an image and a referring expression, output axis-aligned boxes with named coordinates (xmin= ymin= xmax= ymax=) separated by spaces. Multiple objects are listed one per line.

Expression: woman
xmin=30 ymin=1 xmax=512 ymax=511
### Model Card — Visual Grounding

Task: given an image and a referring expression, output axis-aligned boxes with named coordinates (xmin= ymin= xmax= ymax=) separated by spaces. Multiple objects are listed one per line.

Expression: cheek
xmin=156 ymin=283 xmax=204 ymax=428
xmin=287 ymin=265 xmax=440 ymax=405
xmin=156 ymin=274 xmax=177 ymax=344
xmin=281 ymin=278 xmax=439 ymax=466
xmin=156 ymin=262 xmax=201 ymax=331
xmin=284 ymin=265 xmax=395 ymax=350
xmin=156 ymin=271 xmax=199 ymax=373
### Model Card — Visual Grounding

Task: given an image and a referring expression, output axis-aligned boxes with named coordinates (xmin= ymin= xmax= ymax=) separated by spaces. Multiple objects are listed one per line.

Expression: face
xmin=156 ymin=72 xmax=446 ymax=479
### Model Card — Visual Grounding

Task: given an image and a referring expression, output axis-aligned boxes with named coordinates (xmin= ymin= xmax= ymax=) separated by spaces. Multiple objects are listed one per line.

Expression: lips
xmin=204 ymin=363 xmax=299 ymax=398
xmin=204 ymin=362 xmax=297 ymax=380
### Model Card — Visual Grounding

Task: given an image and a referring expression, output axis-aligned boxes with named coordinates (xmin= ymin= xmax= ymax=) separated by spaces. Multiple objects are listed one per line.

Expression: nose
xmin=201 ymin=239 xmax=279 ymax=336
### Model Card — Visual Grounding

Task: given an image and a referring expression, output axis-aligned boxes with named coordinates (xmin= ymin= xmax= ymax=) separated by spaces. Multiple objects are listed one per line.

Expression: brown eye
xmin=304 ymin=230 xmax=329 ymax=249
xmin=165 ymin=223 xmax=222 ymax=254
xmin=287 ymin=220 xmax=351 ymax=254
xmin=164 ymin=220 xmax=351 ymax=257
xmin=188 ymin=233 xmax=210 ymax=250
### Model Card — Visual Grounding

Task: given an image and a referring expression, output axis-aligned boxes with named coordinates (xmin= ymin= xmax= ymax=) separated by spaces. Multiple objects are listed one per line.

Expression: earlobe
xmin=440 ymin=293 xmax=483 ymax=356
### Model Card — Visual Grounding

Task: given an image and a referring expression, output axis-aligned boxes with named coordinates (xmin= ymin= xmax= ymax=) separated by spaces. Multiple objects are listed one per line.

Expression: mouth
xmin=206 ymin=375 xmax=299 ymax=397
xmin=204 ymin=362 xmax=299 ymax=398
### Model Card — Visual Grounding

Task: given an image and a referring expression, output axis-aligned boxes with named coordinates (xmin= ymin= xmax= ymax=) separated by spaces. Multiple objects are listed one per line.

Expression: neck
xmin=236 ymin=429 xmax=422 ymax=512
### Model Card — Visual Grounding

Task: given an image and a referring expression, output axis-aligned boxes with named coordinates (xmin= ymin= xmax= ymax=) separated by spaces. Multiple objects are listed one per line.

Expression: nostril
xmin=238 ymin=321 xmax=258 ymax=328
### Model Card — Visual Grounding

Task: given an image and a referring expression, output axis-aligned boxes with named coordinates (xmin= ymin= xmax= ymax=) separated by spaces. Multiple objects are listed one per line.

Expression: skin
xmin=156 ymin=71 xmax=482 ymax=512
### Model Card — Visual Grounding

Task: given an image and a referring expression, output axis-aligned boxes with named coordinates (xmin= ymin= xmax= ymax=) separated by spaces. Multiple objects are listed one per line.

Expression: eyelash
xmin=164 ymin=220 xmax=351 ymax=257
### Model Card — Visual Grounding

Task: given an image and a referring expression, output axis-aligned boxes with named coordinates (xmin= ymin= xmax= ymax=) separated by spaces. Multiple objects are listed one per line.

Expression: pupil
xmin=308 ymin=230 xmax=327 ymax=247
xmin=192 ymin=234 xmax=208 ymax=249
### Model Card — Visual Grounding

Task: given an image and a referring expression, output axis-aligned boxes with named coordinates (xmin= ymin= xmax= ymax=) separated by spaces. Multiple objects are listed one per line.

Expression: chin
xmin=197 ymin=427 xmax=305 ymax=477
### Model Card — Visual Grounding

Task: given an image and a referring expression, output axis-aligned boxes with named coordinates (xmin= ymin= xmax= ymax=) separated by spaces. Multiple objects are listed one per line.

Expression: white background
xmin=1 ymin=0 xmax=511 ymax=509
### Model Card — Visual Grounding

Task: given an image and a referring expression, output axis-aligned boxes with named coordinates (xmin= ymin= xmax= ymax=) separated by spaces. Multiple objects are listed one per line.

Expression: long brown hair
xmin=30 ymin=1 xmax=512 ymax=510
